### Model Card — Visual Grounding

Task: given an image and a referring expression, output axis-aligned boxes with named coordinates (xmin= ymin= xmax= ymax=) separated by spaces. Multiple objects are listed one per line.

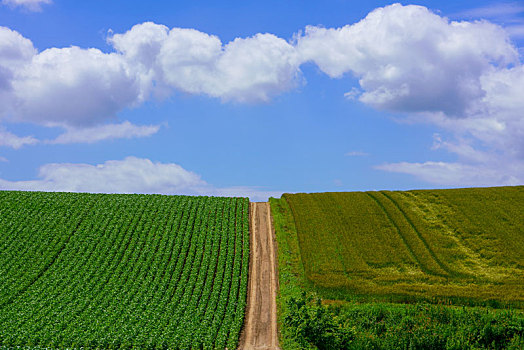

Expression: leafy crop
xmin=283 ymin=293 xmax=524 ymax=350
xmin=0 ymin=191 xmax=249 ymax=349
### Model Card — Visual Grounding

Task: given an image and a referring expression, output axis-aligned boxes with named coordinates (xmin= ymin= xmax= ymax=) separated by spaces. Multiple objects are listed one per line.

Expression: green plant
xmin=0 ymin=191 xmax=249 ymax=349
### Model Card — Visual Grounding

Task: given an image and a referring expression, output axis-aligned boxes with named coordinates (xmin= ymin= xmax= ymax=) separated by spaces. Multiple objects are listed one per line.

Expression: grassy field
xmin=270 ymin=186 xmax=524 ymax=349
xmin=0 ymin=191 xmax=249 ymax=349
xmin=281 ymin=186 xmax=524 ymax=305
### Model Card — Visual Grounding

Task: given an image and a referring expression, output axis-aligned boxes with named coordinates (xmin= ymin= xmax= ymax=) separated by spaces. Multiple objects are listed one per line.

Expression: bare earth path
xmin=238 ymin=202 xmax=280 ymax=350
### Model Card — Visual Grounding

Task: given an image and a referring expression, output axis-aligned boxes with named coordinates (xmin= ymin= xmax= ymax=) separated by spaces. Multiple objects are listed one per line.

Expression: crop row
xmin=0 ymin=191 xmax=249 ymax=349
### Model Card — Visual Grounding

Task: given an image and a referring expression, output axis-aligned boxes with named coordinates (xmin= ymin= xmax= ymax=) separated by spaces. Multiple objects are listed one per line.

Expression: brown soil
xmin=237 ymin=202 xmax=280 ymax=350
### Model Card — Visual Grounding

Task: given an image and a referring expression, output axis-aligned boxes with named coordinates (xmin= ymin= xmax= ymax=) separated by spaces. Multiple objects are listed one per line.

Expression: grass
xmin=270 ymin=187 xmax=524 ymax=349
xmin=270 ymin=197 xmax=310 ymax=349
xmin=281 ymin=187 xmax=524 ymax=306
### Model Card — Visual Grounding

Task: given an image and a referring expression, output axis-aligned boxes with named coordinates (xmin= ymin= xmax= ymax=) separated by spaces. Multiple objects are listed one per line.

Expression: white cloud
xmin=297 ymin=3 xmax=518 ymax=116
xmin=418 ymin=65 xmax=524 ymax=158
xmin=378 ymin=65 xmax=524 ymax=186
xmin=107 ymin=22 xmax=170 ymax=101
xmin=0 ymin=157 xmax=281 ymax=201
xmin=154 ymin=27 xmax=223 ymax=95
xmin=0 ymin=6 xmax=520 ymax=124
xmin=108 ymin=22 xmax=169 ymax=69
xmin=345 ymin=151 xmax=368 ymax=157
xmin=0 ymin=22 xmax=301 ymax=143
xmin=0 ymin=27 xmax=36 ymax=112
xmin=0 ymin=127 xmax=38 ymax=148
xmin=1 ymin=0 xmax=51 ymax=12
xmin=431 ymin=134 xmax=491 ymax=163
xmin=48 ymin=121 xmax=161 ymax=144
xmin=0 ymin=29 xmax=160 ymax=144
xmin=0 ymin=157 xmax=204 ymax=194
xmin=451 ymin=3 xmax=524 ymax=40
xmin=0 ymin=27 xmax=161 ymax=146
xmin=112 ymin=24 xmax=301 ymax=103
xmin=0 ymin=27 xmax=35 ymax=71
xmin=421 ymin=65 xmax=524 ymax=185
xmin=0 ymin=121 xmax=160 ymax=148
xmin=11 ymin=46 xmax=142 ymax=128
xmin=455 ymin=3 xmax=524 ymax=19
xmin=294 ymin=3 xmax=523 ymax=187
xmin=209 ymin=33 xmax=300 ymax=102
xmin=0 ymin=5 xmax=522 ymax=189
xmin=376 ymin=161 xmax=522 ymax=187
xmin=0 ymin=156 xmax=8 ymax=162
xmin=343 ymin=87 xmax=361 ymax=100
xmin=506 ymin=24 xmax=524 ymax=39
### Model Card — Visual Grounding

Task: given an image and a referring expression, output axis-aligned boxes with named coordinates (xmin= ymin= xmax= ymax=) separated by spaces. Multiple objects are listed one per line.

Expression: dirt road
xmin=238 ymin=202 xmax=280 ymax=350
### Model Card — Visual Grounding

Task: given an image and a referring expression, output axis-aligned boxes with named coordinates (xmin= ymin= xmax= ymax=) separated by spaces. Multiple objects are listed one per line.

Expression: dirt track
xmin=238 ymin=202 xmax=280 ymax=350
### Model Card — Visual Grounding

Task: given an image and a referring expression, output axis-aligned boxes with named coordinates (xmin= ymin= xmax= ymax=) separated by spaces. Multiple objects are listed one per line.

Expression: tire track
xmin=381 ymin=191 xmax=451 ymax=276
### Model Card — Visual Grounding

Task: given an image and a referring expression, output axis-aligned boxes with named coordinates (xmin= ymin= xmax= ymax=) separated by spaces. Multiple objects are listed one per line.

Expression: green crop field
xmin=0 ymin=191 xmax=249 ymax=349
xmin=270 ymin=187 xmax=524 ymax=349
xmin=281 ymin=186 xmax=524 ymax=304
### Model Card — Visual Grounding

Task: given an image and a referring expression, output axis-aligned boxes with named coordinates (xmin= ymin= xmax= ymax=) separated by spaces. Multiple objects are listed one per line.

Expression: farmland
xmin=0 ymin=191 xmax=249 ymax=349
xmin=270 ymin=186 xmax=524 ymax=349
xmin=281 ymin=187 xmax=524 ymax=304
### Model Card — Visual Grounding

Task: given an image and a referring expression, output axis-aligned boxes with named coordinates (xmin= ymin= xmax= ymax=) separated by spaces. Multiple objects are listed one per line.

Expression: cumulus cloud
xmin=0 ymin=6 xmax=520 ymax=123
xmin=0 ymin=27 xmax=36 ymax=111
xmin=294 ymin=3 xmax=523 ymax=187
xmin=0 ymin=26 xmax=160 ymax=144
xmin=0 ymin=4 xmax=522 ymax=188
xmin=0 ymin=156 xmax=280 ymax=201
xmin=1 ymin=0 xmax=51 ymax=12
xmin=208 ymin=33 xmax=300 ymax=102
xmin=297 ymin=3 xmax=518 ymax=115
xmin=0 ymin=22 xmax=301 ymax=142
xmin=11 ymin=47 xmax=142 ymax=128
xmin=111 ymin=23 xmax=301 ymax=103
xmin=440 ymin=65 xmax=524 ymax=158
xmin=0 ymin=157 xmax=204 ymax=194
xmin=0 ymin=127 xmax=38 ymax=148
xmin=48 ymin=121 xmax=161 ymax=144
xmin=2 ymin=7 xmax=517 ymax=121
xmin=384 ymin=64 xmax=524 ymax=186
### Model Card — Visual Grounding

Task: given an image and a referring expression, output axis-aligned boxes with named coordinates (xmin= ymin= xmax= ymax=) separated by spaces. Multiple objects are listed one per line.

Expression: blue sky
xmin=0 ymin=0 xmax=523 ymax=200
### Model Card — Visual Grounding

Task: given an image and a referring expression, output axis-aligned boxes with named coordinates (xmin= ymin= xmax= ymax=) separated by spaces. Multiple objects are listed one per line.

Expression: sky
xmin=0 ymin=0 xmax=523 ymax=200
